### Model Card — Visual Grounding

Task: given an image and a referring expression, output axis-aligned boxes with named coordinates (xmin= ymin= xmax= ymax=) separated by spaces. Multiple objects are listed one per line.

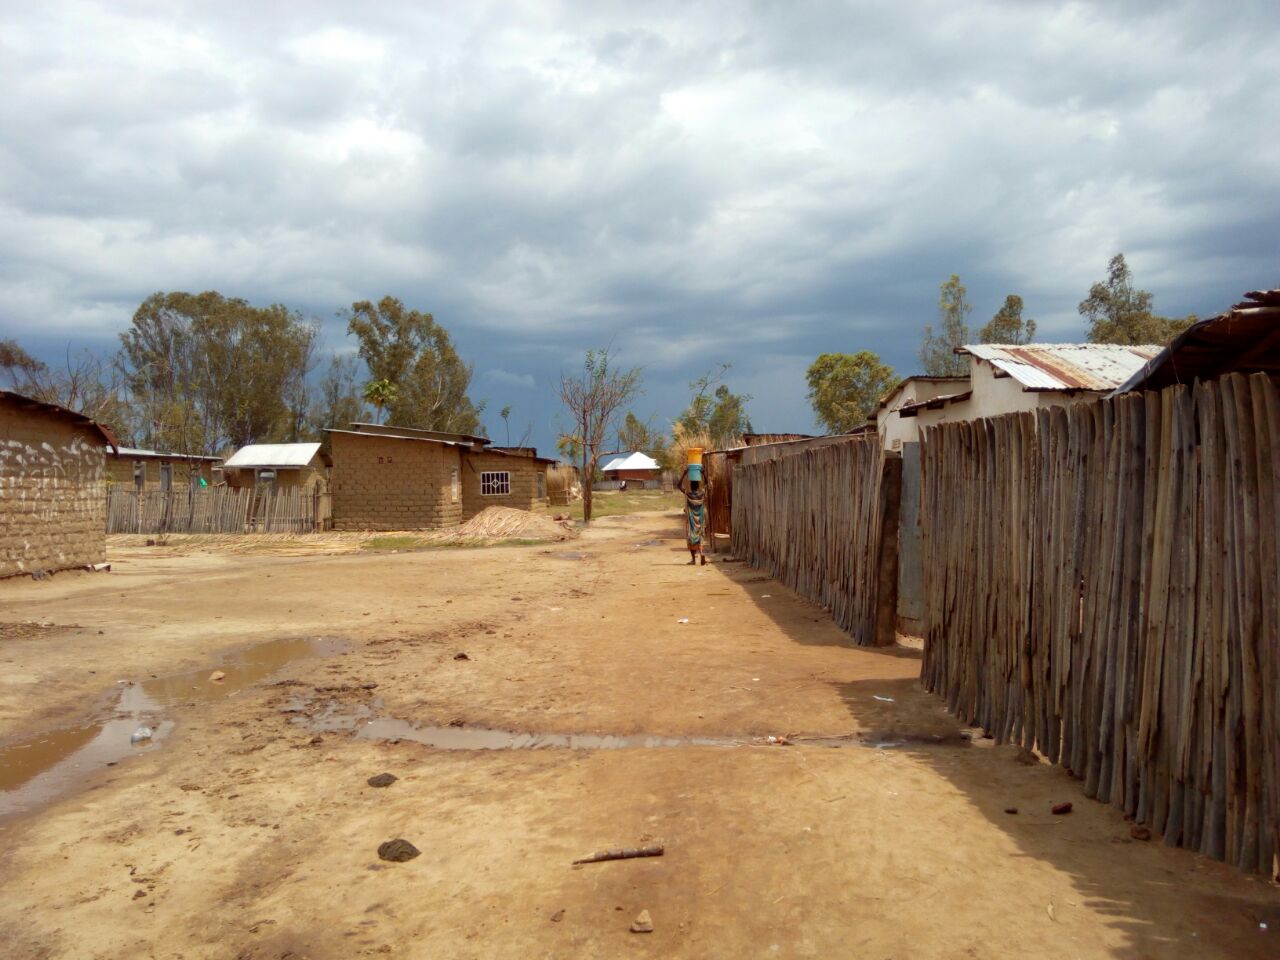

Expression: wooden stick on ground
xmin=572 ymin=845 xmax=665 ymax=865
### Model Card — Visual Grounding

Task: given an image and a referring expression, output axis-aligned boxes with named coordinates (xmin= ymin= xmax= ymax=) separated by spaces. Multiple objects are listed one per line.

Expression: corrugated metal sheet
xmin=962 ymin=343 xmax=1160 ymax=391
xmin=111 ymin=446 xmax=221 ymax=461
xmin=224 ymin=442 xmax=321 ymax=469
xmin=1112 ymin=288 xmax=1280 ymax=395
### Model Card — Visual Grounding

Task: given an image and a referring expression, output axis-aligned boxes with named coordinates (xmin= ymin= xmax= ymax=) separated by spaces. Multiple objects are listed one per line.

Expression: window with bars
xmin=450 ymin=468 xmax=460 ymax=502
xmin=480 ymin=471 xmax=511 ymax=496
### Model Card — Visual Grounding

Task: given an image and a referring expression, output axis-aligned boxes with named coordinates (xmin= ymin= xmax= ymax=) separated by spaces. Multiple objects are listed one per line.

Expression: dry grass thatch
xmin=669 ymin=423 xmax=743 ymax=468
xmin=455 ymin=506 xmax=576 ymax=541
xmin=546 ymin=464 xmax=580 ymax=505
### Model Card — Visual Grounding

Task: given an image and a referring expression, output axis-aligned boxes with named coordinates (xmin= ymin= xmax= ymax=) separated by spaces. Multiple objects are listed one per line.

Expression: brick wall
xmin=0 ymin=398 xmax=106 ymax=577
xmin=460 ymin=452 xmax=548 ymax=519
xmin=330 ymin=432 xmax=461 ymax=530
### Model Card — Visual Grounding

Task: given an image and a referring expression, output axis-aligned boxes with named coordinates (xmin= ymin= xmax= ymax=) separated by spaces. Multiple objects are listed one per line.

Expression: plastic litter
xmin=872 ymin=695 xmax=895 ymax=703
xmin=130 ymin=726 xmax=153 ymax=743
xmin=761 ymin=594 xmax=772 ymax=598
xmin=677 ymin=618 xmax=690 ymax=624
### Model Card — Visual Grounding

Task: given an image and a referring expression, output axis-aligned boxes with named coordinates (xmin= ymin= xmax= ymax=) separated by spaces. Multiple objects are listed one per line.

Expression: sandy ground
xmin=0 ymin=511 xmax=1276 ymax=959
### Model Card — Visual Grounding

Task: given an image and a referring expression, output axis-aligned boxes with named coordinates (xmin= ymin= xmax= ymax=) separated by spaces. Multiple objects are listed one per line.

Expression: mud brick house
xmin=0 ymin=391 xmax=115 ymax=578
xmin=223 ymin=442 xmax=329 ymax=491
xmin=326 ymin=423 xmax=553 ymax=531
xmin=106 ymin=446 xmax=222 ymax=490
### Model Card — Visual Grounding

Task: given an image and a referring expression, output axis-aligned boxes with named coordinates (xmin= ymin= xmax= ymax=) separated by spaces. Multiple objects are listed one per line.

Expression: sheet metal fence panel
xmin=919 ymin=372 xmax=1280 ymax=874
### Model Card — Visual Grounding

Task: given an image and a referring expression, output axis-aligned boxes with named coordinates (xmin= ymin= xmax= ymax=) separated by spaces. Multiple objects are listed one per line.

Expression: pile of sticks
xmin=730 ymin=436 xmax=890 ymax=646
xmin=920 ymin=372 xmax=1279 ymax=873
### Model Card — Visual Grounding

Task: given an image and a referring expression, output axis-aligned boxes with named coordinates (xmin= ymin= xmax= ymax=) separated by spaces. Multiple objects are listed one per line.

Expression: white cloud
xmin=1 ymin=0 xmax=1277 ymax=451
xmin=483 ymin=368 xmax=536 ymax=389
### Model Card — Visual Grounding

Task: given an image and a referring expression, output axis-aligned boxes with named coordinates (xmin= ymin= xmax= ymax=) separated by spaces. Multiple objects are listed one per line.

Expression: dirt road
xmin=0 ymin=512 xmax=1275 ymax=958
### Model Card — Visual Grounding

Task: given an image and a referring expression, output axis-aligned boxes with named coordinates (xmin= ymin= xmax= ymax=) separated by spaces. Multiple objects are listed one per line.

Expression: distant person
xmin=678 ymin=468 xmax=708 ymax=566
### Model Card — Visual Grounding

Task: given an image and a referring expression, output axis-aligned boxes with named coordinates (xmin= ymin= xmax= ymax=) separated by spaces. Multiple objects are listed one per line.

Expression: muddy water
xmin=0 ymin=636 xmax=346 ymax=820
xmin=350 ymin=720 xmax=972 ymax=752
xmin=357 ymin=719 xmax=737 ymax=750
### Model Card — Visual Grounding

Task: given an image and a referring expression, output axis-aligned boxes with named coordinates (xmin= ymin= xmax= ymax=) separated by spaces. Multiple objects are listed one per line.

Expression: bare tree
xmin=2 ymin=339 xmax=131 ymax=440
xmin=558 ymin=348 xmax=642 ymax=523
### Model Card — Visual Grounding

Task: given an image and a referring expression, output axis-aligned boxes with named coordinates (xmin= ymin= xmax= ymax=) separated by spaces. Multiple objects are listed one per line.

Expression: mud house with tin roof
xmin=106 ymin=446 xmax=223 ymax=491
xmin=1 ymin=391 xmax=114 ymax=578
xmin=325 ymin=423 xmax=553 ymax=531
xmin=873 ymin=343 xmax=1161 ymax=451
xmin=222 ymin=442 xmax=329 ymax=492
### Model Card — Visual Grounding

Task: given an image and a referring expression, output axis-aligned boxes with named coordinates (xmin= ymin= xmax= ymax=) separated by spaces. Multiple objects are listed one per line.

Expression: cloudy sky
xmin=2 ymin=0 xmax=1278 ymax=450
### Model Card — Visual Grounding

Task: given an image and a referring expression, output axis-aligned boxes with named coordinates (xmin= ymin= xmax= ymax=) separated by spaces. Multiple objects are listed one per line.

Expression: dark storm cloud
xmin=1 ymin=0 xmax=1277 ymax=445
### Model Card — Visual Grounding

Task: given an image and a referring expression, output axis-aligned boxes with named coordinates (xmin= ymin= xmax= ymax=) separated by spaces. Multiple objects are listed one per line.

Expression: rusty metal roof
xmin=959 ymin=343 xmax=1160 ymax=391
xmin=1111 ymin=289 xmax=1280 ymax=395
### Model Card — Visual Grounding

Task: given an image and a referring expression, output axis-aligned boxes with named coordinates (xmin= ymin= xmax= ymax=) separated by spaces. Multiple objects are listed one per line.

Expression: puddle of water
xmin=356 ymin=719 xmax=734 ymax=750
xmin=796 ymin=730 xmax=973 ymax=750
xmin=347 ymin=720 xmax=972 ymax=752
xmin=0 ymin=636 xmax=346 ymax=820
xmin=552 ymin=552 xmax=591 ymax=561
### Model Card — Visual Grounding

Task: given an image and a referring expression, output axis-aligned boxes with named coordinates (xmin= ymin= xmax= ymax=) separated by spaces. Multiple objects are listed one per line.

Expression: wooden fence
xmin=106 ymin=486 xmax=325 ymax=534
xmin=730 ymin=436 xmax=900 ymax=646
xmin=920 ymin=373 xmax=1280 ymax=873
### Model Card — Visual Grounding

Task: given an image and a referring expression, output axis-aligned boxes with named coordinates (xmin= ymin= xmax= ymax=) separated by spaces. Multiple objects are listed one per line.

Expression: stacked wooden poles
xmin=729 ymin=436 xmax=892 ymax=646
xmin=918 ymin=373 xmax=1279 ymax=874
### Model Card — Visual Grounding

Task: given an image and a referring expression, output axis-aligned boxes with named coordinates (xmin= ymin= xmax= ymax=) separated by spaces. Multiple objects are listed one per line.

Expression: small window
xmin=480 ymin=471 xmax=511 ymax=496
xmin=450 ymin=468 xmax=460 ymax=502
xmin=536 ymin=472 xmax=546 ymax=498
xmin=159 ymin=463 xmax=173 ymax=491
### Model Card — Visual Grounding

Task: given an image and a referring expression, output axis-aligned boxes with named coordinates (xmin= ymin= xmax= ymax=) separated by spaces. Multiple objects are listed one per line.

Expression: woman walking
xmin=681 ymin=471 xmax=708 ymax=566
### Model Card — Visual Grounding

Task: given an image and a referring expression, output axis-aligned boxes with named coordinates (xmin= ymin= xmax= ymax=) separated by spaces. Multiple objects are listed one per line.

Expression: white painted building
xmin=875 ymin=343 xmax=1160 ymax=449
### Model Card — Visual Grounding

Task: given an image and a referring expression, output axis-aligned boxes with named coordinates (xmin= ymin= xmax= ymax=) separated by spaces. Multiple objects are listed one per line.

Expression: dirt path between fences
xmin=0 ymin=512 xmax=1276 ymax=959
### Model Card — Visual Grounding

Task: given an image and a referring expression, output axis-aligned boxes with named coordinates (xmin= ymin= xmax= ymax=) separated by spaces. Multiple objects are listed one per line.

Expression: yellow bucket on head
xmin=687 ymin=447 xmax=704 ymax=466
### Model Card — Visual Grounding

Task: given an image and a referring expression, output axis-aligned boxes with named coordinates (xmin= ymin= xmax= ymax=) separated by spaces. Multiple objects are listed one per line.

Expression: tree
xmin=805 ymin=351 xmax=898 ymax=433
xmin=979 ymin=294 xmax=1036 ymax=345
xmin=119 ymin=291 xmax=318 ymax=453
xmin=919 ymin=275 xmax=972 ymax=376
xmin=344 ymin=296 xmax=484 ymax=434
xmin=362 ymin=379 xmax=398 ymax=425
xmin=677 ymin=365 xmax=752 ymax=448
xmin=1079 ymin=253 xmax=1195 ymax=345
xmin=309 ymin=354 xmax=365 ymax=439
xmin=558 ymin=348 xmax=642 ymax=523
xmin=616 ymin=411 xmax=671 ymax=467
xmin=499 ymin=404 xmax=512 ymax=445
xmin=556 ymin=434 xmax=582 ymax=464
xmin=0 ymin=339 xmax=46 ymax=384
